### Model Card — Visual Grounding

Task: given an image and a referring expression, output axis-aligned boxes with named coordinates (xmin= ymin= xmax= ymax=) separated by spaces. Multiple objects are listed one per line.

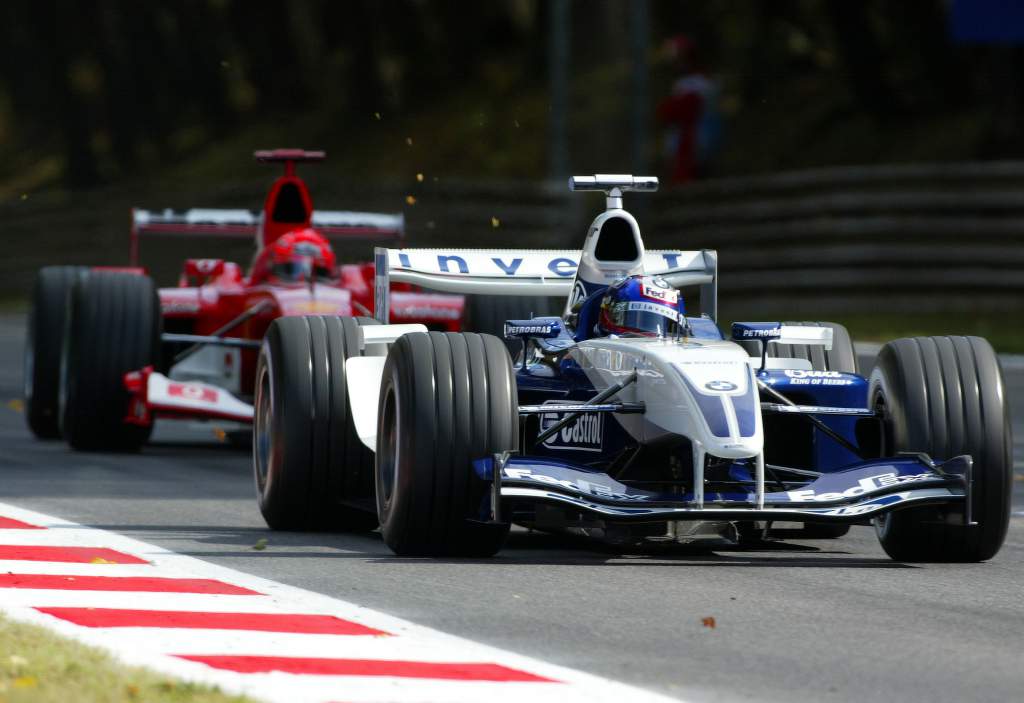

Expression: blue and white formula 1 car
xmin=252 ymin=175 xmax=1012 ymax=562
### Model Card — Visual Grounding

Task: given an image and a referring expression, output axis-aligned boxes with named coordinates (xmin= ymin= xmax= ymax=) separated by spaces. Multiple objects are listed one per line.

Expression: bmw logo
xmin=705 ymin=380 xmax=737 ymax=392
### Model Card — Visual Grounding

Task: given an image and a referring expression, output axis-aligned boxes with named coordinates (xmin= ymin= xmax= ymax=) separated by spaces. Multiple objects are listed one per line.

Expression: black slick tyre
xmin=24 ymin=266 xmax=86 ymax=438
xmin=376 ymin=331 xmax=518 ymax=557
xmin=463 ymin=295 xmax=560 ymax=358
xmin=61 ymin=272 xmax=160 ymax=451
xmin=870 ymin=336 xmax=1011 ymax=562
xmin=767 ymin=320 xmax=857 ymax=374
xmin=254 ymin=315 xmax=378 ymax=531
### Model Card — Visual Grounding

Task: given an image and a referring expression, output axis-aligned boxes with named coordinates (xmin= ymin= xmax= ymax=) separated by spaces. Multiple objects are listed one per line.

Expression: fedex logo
xmin=787 ymin=472 xmax=934 ymax=502
xmin=641 ymin=282 xmax=678 ymax=303
xmin=502 ymin=468 xmax=648 ymax=501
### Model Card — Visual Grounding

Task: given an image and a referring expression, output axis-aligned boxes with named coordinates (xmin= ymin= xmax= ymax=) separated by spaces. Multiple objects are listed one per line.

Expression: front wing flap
xmin=475 ymin=455 xmax=971 ymax=524
xmin=124 ymin=368 xmax=254 ymax=426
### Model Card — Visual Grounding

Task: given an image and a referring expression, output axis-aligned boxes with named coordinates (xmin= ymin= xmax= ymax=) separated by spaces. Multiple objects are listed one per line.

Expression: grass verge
xmin=0 ymin=614 xmax=255 ymax=703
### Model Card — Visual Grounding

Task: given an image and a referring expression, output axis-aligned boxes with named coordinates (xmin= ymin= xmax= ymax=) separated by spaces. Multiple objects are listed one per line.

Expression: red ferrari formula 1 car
xmin=23 ymin=149 xmax=464 ymax=450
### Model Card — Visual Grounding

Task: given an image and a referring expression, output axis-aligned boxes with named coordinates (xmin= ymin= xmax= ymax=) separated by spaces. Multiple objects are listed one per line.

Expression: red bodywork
xmin=120 ymin=149 xmax=462 ymax=425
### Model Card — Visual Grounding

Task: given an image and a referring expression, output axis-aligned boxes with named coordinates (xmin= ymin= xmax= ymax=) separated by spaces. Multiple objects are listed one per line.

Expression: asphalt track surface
xmin=1 ymin=313 xmax=1022 ymax=703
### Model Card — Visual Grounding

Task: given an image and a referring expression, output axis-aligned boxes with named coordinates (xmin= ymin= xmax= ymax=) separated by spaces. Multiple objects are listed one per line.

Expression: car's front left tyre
xmin=376 ymin=331 xmax=518 ymax=557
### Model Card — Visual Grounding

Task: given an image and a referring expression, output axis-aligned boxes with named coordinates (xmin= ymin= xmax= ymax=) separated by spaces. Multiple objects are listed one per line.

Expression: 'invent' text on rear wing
xmin=130 ymin=208 xmax=405 ymax=265
xmin=373 ymin=247 xmax=719 ymax=323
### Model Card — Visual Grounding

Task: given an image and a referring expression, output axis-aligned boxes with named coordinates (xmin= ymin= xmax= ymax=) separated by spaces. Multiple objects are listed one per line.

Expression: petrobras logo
xmin=540 ymin=401 xmax=603 ymax=452
xmin=731 ymin=322 xmax=782 ymax=340
xmin=506 ymin=324 xmax=553 ymax=335
xmin=787 ymin=472 xmax=935 ymax=503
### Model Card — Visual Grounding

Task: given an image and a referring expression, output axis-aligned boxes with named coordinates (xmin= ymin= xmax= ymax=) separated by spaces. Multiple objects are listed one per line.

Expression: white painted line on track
xmin=0 ymin=501 xmax=682 ymax=703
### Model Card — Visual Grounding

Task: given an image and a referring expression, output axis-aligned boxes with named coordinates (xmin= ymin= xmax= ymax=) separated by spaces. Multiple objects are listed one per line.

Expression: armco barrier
xmin=4 ymin=161 xmax=1024 ymax=314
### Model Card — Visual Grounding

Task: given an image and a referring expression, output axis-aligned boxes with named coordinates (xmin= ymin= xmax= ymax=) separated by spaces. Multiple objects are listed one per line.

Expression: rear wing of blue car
xmin=373 ymin=247 xmax=718 ymax=322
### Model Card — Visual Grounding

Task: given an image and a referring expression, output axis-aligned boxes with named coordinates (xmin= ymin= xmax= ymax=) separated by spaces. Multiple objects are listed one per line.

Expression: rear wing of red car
xmin=129 ymin=208 xmax=405 ymax=266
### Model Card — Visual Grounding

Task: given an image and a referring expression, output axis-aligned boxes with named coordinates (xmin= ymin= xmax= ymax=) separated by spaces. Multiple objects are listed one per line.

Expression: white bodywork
xmin=571 ymin=337 xmax=762 ymax=459
xmin=345 ymin=323 xmax=428 ymax=450
xmin=146 ymin=372 xmax=253 ymax=422
xmin=346 ymin=357 xmax=387 ymax=449
xmin=374 ymin=248 xmax=712 ymax=298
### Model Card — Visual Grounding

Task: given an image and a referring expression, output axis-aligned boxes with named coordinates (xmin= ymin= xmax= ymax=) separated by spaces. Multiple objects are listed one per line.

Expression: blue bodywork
xmin=482 ymin=291 xmax=969 ymax=533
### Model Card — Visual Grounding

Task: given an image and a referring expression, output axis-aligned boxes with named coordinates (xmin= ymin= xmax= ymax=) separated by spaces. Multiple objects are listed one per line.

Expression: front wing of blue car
xmin=474 ymin=454 xmax=972 ymax=525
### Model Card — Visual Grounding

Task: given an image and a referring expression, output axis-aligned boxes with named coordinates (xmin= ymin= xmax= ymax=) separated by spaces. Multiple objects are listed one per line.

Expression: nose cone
xmin=644 ymin=339 xmax=764 ymax=459
xmin=672 ymin=362 xmax=762 ymax=458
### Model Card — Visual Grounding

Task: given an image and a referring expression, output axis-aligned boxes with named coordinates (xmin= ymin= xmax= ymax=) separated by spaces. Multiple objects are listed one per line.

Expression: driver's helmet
xmin=597 ymin=275 xmax=682 ymax=338
xmin=268 ymin=228 xmax=337 ymax=282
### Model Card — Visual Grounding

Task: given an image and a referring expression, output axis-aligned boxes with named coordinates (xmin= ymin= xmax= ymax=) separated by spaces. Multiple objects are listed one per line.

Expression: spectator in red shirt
xmin=657 ymin=36 xmax=722 ymax=184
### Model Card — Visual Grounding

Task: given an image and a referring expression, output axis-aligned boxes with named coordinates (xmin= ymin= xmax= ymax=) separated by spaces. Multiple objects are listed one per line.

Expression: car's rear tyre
xmin=870 ymin=336 xmax=1011 ymax=562
xmin=60 ymin=272 xmax=160 ymax=451
xmin=463 ymin=294 xmax=561 ymax=358
xmin=24 ymin=266 xmax=86 ymax=439
xmin=254 ymin=315 xmax=378 ymax=531
xmin=771 ymin=320 xmax=857 ymax=374
xmin=376 ymin=331 xmax=517 ymax=557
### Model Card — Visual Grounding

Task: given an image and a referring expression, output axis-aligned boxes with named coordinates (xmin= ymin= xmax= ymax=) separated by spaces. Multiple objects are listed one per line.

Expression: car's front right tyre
xmin=254 ymin=316 xmax=378 ymax=531
xmin=24 ymin=266 xmax=86 ymax=439
xmin=61 ymin=271 xmax=159 ymax=451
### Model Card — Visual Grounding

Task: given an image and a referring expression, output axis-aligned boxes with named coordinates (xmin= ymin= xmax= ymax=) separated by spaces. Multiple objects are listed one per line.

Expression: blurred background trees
xmin=0 ymin=0 xmax=1021 ymax=191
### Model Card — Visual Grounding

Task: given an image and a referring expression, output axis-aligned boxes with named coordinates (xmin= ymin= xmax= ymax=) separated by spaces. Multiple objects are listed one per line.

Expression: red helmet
xmin=267 ymin=228 xmax=337 ymax=282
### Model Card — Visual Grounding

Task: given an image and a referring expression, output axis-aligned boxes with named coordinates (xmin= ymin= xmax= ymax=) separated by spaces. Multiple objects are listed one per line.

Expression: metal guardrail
xmin=5 ymin=161 xmax=1023 ymax=312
